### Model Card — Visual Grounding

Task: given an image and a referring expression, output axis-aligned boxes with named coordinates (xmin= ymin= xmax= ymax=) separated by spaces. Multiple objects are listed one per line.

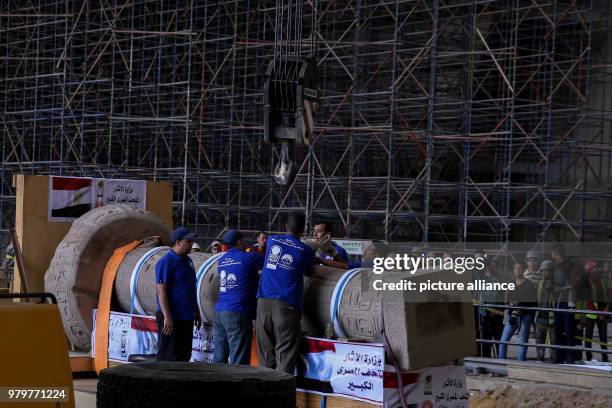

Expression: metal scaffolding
xmin=1 ymin=0 xmax=612 ymax=246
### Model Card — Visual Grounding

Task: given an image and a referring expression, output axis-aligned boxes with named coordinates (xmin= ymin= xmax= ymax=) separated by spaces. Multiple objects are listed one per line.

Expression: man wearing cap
xmin=155 ymin=227 xmax=200 ymax=361
xmin=213 ymin=229 xmax=264 ymax=365
xmin=524 ymin=251 xmax=542 ymax=283
xmin=257 ymin=213 xmax=315 ymax=374
xmin=211 ymin=240 xmax=222 ymax=254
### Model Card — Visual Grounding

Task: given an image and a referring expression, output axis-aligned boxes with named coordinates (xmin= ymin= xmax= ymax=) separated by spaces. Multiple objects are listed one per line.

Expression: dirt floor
xmin=468 ymin=375 xmax=612 ymax=408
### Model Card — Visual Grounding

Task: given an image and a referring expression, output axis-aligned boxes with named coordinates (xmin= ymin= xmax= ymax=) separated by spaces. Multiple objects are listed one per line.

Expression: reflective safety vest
xmin=536 ymin=280 xmax=554 ymax=325
xmin=574 ymin=300 xmax=584 ymax=320
xmin=586 ymin=277 xmax=608 ymax=320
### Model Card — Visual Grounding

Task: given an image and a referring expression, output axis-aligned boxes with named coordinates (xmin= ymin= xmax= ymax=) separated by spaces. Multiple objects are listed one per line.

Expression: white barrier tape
xmin=196 ymin=252 xmax=224 ymax=323
xmin=129 ymin=246 xmax=168 ymax=315
xmin=329 ymin=268 xmax=362 ymax=339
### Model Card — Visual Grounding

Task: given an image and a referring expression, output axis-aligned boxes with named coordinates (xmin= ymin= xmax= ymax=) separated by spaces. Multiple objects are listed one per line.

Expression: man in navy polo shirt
xmin=313 ymin=221 xmax=348 ymax=270
xmin=256 ymin=213 xmax=315 ymax=374
xmin=155 ymin=227 xmax=200 ymax=361
xmin=213 ymin=229 xmax=263 ymax=365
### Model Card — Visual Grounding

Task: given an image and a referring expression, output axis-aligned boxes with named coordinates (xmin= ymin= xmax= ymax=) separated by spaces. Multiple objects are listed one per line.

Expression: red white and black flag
xmin=48 ymin=176 xmax=94 ymax=221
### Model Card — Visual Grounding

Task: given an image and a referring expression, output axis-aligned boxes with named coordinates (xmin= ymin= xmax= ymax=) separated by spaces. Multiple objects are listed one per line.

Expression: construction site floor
xmin=468 ymin=373 xmax=612 ymax=407
xmin=73 ymin=379 xmax=96 ymax=408
xmin=74 ymin=368 xmax=612 ymax=408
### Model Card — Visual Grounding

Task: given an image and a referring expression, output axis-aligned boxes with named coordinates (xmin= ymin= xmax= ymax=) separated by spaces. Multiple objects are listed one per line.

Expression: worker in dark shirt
xmin=213 ymin=229 xmax=263 ymax=365
xmin=256 ymin=213 xmax=315 ymax=374
xmin=551 ymin=244 xmax=575 ymax=364
xmin=472 ymin=258 xmax=504 ymax=358
xmin=155 ymin=227 xmax=200 ymax=361
xmin=535 ymin=260 xmax=556 ymax=362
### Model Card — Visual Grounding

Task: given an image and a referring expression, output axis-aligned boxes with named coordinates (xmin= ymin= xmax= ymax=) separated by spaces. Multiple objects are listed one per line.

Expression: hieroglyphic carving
xmin=45 ymin=205 xmax=170 ymax=350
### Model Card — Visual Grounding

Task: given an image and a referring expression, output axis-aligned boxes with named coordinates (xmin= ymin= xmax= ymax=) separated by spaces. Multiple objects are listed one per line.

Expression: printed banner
xmin=91 ymin=310 xmax=213 ymax=363
xmin=49 ymin=176 xmax=146 ymax=222
xmin=92 ymin=178 xmax=146 ymax=209
xmin=297 ymin=337 xmax=468 ymax=407
xmin=383 ymin=364 xmax=469 ymax=408
xmin=298 ymin=337 xmax=385 ymax=403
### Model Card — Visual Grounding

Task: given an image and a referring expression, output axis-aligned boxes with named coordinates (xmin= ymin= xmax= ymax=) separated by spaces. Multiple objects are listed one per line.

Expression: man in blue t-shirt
xmin=155 ymin=227 xmax=200 ymax=361
xmin=213 ymin=229 xmax=263 ymax=365
xmin=256 ymin=213 xmax=315 ymax=374
xmin=313 ymin=221 xmax=349 ymax=269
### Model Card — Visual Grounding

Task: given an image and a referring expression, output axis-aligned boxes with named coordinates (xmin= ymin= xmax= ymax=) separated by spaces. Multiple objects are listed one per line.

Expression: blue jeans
xmin=499 ymin=314 xmax=533 ymax=361
xmin=213 ymin=311 xmax=253 ymax=365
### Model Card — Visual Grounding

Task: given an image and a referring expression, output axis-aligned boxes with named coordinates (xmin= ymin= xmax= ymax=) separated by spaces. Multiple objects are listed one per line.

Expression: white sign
xmin=93 ymin=178 xmax=147 ymax=209
xmin=91 ymin=310 xmax=213 ymax=363
xmin=334 ymin=240 xmax=370 ymax=256
xmin=299 ymin=337 xmax=385 ymax=403
xmin=298 ymin=337 xmax=468 ymax=406
xmin=108 ymin=313 xmax=132 ymax=360
xmin=330 ymin=342 xmax=385 ymax=403
xmin=49 ymin=176 xmax=147 ymax=222
xmin=383 ymin=364 xmax=469 ymax=408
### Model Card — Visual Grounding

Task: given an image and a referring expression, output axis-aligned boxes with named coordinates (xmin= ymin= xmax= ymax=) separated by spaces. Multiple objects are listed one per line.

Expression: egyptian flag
xmin=49 ymin=176 xmax=93 ymax=220
xmin=296 ymin=337 xmax=336 ymax=393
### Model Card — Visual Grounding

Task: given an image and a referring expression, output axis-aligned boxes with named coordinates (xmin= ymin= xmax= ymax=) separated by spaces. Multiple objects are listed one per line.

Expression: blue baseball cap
xmin=171 ymin=227 xmax=196 ymax=244
xmin=222 ymin=229 xmax=243 ymax=246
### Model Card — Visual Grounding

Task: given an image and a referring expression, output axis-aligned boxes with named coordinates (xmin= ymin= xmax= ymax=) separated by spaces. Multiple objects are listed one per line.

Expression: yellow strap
xmin=575 ymin=335 xmax=611 ymax=349
xmin=250 ymin=327 xmax=258 ymax=367
xmin=94 ymin=240 xmax=142 ymax=374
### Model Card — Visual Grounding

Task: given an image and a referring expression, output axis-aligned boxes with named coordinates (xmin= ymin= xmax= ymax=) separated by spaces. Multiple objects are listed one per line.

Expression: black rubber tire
xmin=96 ymin=362 xmax=296 ymax=408
xmin=126 ymin=354 xmax=157 ymax=363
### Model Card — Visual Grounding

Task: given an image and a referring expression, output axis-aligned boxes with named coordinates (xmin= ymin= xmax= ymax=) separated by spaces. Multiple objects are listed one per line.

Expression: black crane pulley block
xmin=264 ymin=56 xmax=319 ymax=146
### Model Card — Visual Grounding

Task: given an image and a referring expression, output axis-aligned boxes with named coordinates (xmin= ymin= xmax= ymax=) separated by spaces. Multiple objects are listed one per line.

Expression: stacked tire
xmin=97 ymin=362 xmax=296 ymax=408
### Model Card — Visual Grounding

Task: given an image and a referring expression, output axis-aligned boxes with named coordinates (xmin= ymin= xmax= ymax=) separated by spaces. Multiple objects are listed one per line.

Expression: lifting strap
xmin=94 ymin=240 xmax=142 ymax=374
xmin=380 ymin=301 xmax=409 ymax=408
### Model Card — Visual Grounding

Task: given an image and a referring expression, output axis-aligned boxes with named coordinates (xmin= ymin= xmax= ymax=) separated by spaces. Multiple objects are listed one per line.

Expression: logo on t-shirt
xmin=267 ymin=245 xmax=282 ymax=270
xmin=280 ymin=254 xmax=293 ymax=266
xmin=220 ymin=270 xmax=227 ymax=292
xmin=219 ymin=269 xmax=238 ymax=292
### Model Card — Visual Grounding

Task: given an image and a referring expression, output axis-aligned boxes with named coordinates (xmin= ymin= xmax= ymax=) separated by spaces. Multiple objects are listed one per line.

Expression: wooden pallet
xmin=296 ymin=391 xmax=381 ymax=408
xmin=69 ymin=351 xmax=94 ymax=373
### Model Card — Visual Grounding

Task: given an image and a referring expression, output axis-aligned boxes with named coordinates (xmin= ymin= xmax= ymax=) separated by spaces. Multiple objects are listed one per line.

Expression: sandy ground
xmin=468 ymin=375 xmax=612 ymax=408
